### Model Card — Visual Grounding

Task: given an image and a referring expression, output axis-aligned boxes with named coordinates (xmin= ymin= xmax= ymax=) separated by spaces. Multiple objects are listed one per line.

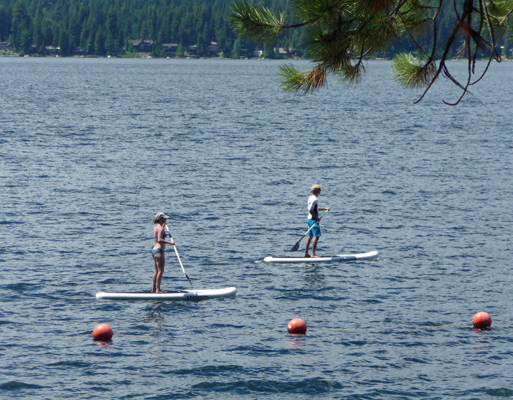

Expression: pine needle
xmin=229 ymin=1 xmax=286 ymax=44
xmin=392 ymin=53 xmax=437 ymax=89
xmin=278 ymin=63 xmax=328 ymax=94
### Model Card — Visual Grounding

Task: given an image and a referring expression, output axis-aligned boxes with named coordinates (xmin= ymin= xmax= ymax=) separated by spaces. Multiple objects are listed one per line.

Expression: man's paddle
xmin=289 ymin=210 xmax=329 ymax=252
xmin=165 ymin=225 xmax=193 ymax=287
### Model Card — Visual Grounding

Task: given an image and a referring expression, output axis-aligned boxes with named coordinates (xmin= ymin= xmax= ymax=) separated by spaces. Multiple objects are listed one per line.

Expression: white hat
xmin=154 ymin=212 xmax=170 ymax=220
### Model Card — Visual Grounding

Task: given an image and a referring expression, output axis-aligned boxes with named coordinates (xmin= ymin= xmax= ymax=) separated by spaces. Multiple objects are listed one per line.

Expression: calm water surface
xmin=1 ymin=57 xmax=513 ymax=399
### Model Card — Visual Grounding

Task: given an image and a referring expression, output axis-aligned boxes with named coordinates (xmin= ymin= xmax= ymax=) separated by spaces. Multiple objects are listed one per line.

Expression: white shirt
xmin=307 ymin=194 xmax=318 ymax=220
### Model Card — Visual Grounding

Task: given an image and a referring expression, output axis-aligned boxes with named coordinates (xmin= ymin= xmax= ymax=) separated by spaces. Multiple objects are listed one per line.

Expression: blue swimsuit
xmin=151 ymin=248 xmax=165 ymax=257
xmin=152 ymin=231 xmax=167 ymax=257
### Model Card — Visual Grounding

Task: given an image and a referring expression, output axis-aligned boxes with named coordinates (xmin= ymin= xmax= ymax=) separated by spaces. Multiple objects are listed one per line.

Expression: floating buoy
xmin=287 ymin=318 xmax=307 ymax=334
xmin=473 ymin=312 xmax=492 ymax=329
xmin=93 ymin=323 xmax=113 ymax=341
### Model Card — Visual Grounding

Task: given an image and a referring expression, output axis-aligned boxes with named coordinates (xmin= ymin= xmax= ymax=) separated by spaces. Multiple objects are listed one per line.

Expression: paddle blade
xmin=289 ymin=241 xmax=300 ymax=252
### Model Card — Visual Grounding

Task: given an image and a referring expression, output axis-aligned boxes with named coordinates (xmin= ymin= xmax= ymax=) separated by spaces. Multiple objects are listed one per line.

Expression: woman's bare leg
xmin=156 ymin=254 xmax=165 ymax=293
xmin=152 ymin=256 xmax=159 ymax=292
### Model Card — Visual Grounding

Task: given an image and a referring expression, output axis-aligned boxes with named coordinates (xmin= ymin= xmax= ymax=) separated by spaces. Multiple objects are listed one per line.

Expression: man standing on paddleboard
xmin=304 ymin=184 xmax=330 ymax=258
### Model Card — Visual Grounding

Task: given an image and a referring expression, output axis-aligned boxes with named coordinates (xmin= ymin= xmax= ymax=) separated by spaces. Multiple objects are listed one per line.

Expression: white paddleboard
xmin=264 ymin=251 xmax=379 ymax=264
xmin=96 ymin=287 xmax=237 ymax=301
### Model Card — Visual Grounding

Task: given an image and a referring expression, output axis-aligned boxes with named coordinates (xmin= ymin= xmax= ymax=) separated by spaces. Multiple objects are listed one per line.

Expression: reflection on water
xmin=286 ymin=335 xmax=307 ymax=351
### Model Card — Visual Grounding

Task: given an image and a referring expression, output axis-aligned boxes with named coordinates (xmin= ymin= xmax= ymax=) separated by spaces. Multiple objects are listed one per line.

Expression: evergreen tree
xmin=0 ymin=5 xmax=11 ymax=41
xmin=0 ymin=0 xmax=281 ymax=57
xmin=42 ymin=18 xmax=55 ymax=50
xmin=263 ymin=43 xmax=274 ymax=59
xmin=157 ymin=26 xmax=166 ymax=45
xmin=232 ymin=37 xmax=241 ymax=58
xmin=150 ymin=6 xmax=157 ymax=40
xmin=229 ymin=0 xmax=513 ymax=105
xmin=223 ymin=37 xmax=232 ymax=58
xmin=176 ymin=42 xmax=184 ymax=56
xmin=3 ymin=0 xmax=504 ymax=78
xmin=94 ymin=26 xmax=106 ymax=55
xmin=202 ymin=22 xmax=211 ymax=51
xmin=106 ymin=7 xmax=118 ymax=41
xmin=140 ymin=20 xmax=151 ymax=40
xmin=85 ymin=12 xmax=97 ymax=51
xmin=19 ymin=28 xmax=30 ymax=54
xmin=170 ymin=8 xmax=182 ymax=41
xmin=68 ymin=12 xmax=80 ymax=48
xmin=11 ymin=0 xmax=31 ymax=50
xmin=58 ymin=25 xmax=71 ymax=55
xmin=86 ymin=31 xmax=95 ymax=54
xmin=32 ymin=10 xmax=44 ymax=53
xmin=79 ymin=19 xmax=89 ymax=48
xmin=105 ymin=31 xmax=114 ymax=53
xmin=117 ymin=28 xmax=125 ymax=48
xmin=196 ymin=32 xmax=204 ymax=56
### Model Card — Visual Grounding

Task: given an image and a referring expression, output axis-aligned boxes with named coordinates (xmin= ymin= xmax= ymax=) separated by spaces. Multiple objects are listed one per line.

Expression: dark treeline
xmin=0 ymin=0 xmax=306 ymax=57
xmin=0 ymin=0 xmax=507 ymax=58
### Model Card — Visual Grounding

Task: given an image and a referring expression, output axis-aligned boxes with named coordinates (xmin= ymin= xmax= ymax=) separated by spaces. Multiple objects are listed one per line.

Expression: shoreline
xmin=2 ymin=54 xmax=511 ymax=62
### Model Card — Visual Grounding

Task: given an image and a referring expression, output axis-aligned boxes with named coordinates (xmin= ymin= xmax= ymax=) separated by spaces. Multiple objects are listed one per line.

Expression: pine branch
xmin=391 ymin=53 xmax=437 ymax=88
xmin=333 ymin=60 xmax=366 ymax=84
xmin=228 ymin=0 xmax=512 ymax=104
xmin=229 ymin=1 xmax=287 ymax=44
xmin=278 ymin=64 xmax=328 ymax=94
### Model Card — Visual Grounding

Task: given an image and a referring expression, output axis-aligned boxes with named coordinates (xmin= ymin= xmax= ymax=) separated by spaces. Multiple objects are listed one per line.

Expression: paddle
xmin=165 ymin=225 xmax=193 ymax=287
xmin=289 ymin=210 xmax=329 ymax=252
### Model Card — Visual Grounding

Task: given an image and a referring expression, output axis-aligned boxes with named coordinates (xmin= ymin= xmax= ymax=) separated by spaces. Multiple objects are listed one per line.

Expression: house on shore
xmin=0 ymin=42 xmax=14 ymax=51
xmin=274 ymin=47 xmax=293 ymax=56
xmin=133 ymin=40 xmax=154 ymax=53
xmin=133 ymin=40 xmax=219 ymax=56
xmin=161 ymin=43 xmax=178 ymax=54
xmin=188 ymin=41 xmax=220 ymax=56
xmin=45 ymin=45 xmax=60 ymax=55
xmin=72 ymin=47 xmax=88 ymax=56
xmin=207 ymin=41 xmax=219 ymax=54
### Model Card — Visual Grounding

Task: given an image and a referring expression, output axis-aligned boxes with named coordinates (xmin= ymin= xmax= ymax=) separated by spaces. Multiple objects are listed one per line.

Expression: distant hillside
xmin=0 ymin=0 xmax=304 ymax=57
xmin=1 ymin=0 xmax=505 ymax=58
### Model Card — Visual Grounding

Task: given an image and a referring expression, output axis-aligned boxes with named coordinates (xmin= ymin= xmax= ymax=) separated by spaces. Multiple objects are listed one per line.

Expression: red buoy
xmin=93 ymin=324 xmax=113 ymax=341
xmin=473 ymin=312 xmax=492 ymax=329
xmin=287 ymin=318 xmax=307 ymax=334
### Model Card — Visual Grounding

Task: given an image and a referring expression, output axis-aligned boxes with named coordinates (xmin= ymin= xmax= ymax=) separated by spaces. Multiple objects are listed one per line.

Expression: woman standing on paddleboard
xmin=304 ymin=184 xmax=330 ymax=258
xmin=152 ymin=212 xmax=175 ymax=293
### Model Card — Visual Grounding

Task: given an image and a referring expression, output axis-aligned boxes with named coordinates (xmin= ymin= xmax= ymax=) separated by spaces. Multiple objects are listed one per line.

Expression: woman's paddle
xmin=289 ymin=210 xmax=329 ymax=252
xmin=165 ymin=225 xmax=193 ymax=287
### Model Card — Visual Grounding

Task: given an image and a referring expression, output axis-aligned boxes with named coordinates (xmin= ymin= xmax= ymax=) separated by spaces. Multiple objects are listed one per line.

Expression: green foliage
xmin=95 ymin=27 xmax=106 ymax=55
xmin=0 ymin=0 xmax=303 ymax=58
xmin=487 ymin=0 xmax=513 ymax=22
xmin=232 ymin=37 xmax=242 ymax=58
xmin=230 ymin=0 xmax=513 ymax=104
xmin=58 ymin=25 xmax=71 ymax=56
xmin=176 ymin=43 xmax=185 ymax=57
xmin=151 ymin=45 xmax=166 ymax=58
xmin=1 ymin=0 xmax=510 ymax=104
xmin=0 ymin=5 xmax=11 ymax=41
xmin=12 ymin=0 xmax=31 ymax=48
xmin=392 ymin=53 xmax=437 ymax=89
xmin=278 ymin=63 xmax=326 ymax=94
xmin=19 ymin=28 xmax=30 ymax=55
xmin=263 ymin=42 xmax=274 ymax=58
xmin=228 ymin=1 xmax=286 ymax=44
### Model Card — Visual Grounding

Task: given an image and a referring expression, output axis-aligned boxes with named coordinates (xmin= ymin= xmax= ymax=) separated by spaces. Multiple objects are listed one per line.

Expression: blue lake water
xmin=1 ymin=57 xmax=513 ymax=399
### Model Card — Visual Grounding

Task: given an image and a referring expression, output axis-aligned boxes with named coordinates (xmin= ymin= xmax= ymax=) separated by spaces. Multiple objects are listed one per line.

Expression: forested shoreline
xmin=0 ymin=0 xmax=511 ymax=58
